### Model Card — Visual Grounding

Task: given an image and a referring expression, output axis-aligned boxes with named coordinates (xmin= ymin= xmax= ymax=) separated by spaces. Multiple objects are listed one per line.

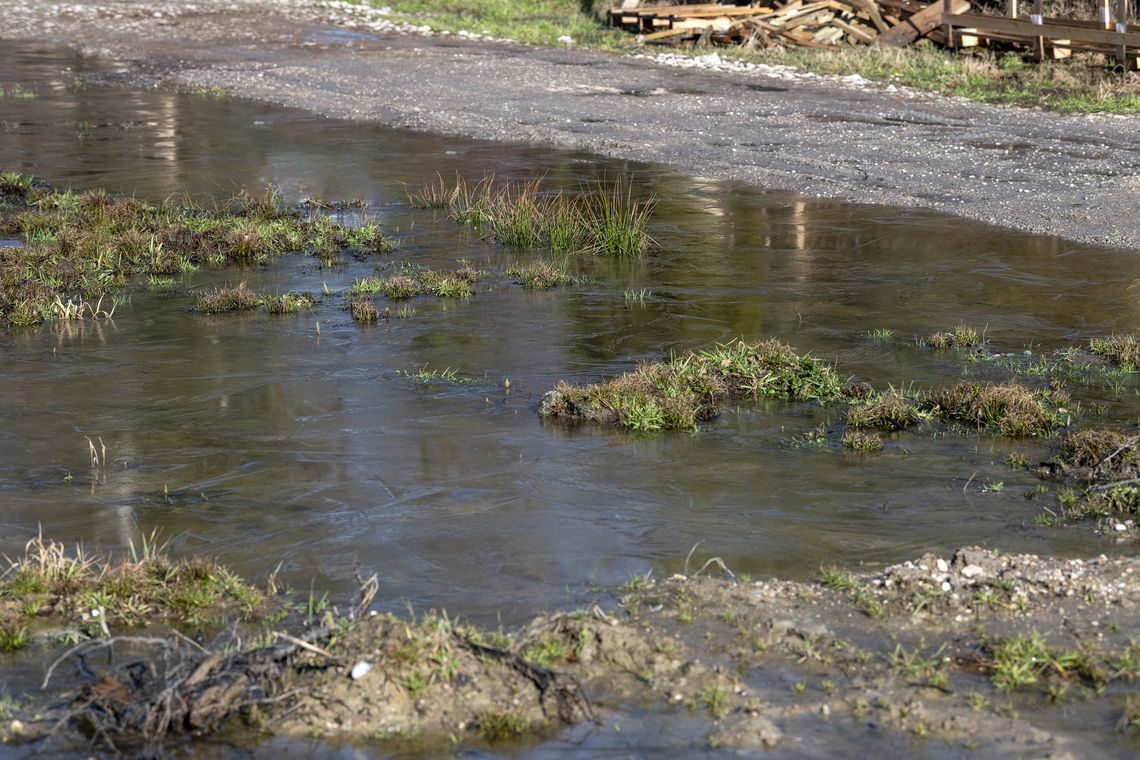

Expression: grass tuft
xmin=541 ymin=337 xmax=845 ymax=431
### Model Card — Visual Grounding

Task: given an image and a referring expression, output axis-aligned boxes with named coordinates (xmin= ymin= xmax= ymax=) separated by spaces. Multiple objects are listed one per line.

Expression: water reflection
xmin=2 ymin=42 xmax=1139 ymax=624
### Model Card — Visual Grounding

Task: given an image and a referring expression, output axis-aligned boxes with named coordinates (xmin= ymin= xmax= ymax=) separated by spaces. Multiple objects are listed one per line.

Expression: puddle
xmin=2 ymin=41 xmax=1140 ymax=628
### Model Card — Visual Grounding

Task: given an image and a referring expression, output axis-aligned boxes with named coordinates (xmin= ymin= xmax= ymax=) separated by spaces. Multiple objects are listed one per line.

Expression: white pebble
xmin=351 ymin=661 xmax=372 ymax=680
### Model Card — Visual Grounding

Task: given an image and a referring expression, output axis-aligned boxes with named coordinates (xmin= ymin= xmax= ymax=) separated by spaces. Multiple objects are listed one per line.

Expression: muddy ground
xmin=3 ymin=546 xmax=1139 ymax=756
xmin=3 ymin=0 xmax=1140 ymax=251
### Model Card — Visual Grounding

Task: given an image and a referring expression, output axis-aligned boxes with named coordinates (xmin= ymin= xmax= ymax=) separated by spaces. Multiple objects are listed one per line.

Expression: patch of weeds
xmin=506 ymin=260 xmax=578 ymax=289
xmin=477 ymin=710 xmax=531 ymax=742
xmin=263 ymin=292 xmax=316 ymax=314
xmin=0 ymin=623 xmax=29 ymax=653
xmin=523 ymin=637 xmax=571 ymax=668
xmin=1089 ymin=335 xmax=1140 ymax=367
xmin=892 ymin=640 xmax=948 ymax=684
xmin=988 ymin=632 xmax=1105 ymax=693
xmin=846 ymin=392 xmax=921 ymax=431
xmin=401 ymin=672 xmax=427 ymax=698
xmin=0 ymin=179 xmax=392 ymax=327
xmin=413 ymin=173 xmax=654 ymax=257
xmin=399 ymin=366 xmax=477 ymax=385
xmin=1005 ymin=451 xmax=1030 ymax=469
xmin=920 ymin=382 xmax=1070 ymax=437
xmin=865 ymin=328 xmax=894 ymax=340
xmin=622 ymin=287 xmax=652 ymax=305
xmin=195 ymin=282 xmax=263 ymax=313
xmin=925 ymin=324 xmax=984 ymax=350
xmin=542 ymin=337 xmax=844 ymax=431
xmin=350 ymin=296 xmax=379 ymax=322
xmin=842 ymin=430 xmax=883 ymax=452
xmin=819 ymin=566 xmax=857 ymax=591
xmin=701 ymin=685 xmax=729 ymax=720
xmin=0 ymin=533 xmax=264 ymax=628
xmin=394 ymin=304 xmax=416 ymax=319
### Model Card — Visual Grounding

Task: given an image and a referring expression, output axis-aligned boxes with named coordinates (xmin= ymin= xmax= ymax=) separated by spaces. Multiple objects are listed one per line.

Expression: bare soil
xmin=3 ymin=0 xmax=1140 ymax=251
xmin=5 ymin=547 xmax=1139 ymax=756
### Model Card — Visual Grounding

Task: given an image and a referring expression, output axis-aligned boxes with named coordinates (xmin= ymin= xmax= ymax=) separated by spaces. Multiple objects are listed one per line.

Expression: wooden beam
xmin=877 ymin=0 xmax=970 ymax=45
xmin=946 ymin=12 xmax=1140 ymax=46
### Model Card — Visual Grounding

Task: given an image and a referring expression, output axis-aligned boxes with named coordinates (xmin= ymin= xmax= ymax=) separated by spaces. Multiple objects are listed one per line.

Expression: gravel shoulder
xmin=4 ymin=0 xmax=1140 ymax=251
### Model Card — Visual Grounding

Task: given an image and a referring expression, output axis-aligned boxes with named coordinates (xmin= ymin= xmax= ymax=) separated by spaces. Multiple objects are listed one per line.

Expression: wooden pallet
xmin=607 ymin=0 xmax=926 ymax=47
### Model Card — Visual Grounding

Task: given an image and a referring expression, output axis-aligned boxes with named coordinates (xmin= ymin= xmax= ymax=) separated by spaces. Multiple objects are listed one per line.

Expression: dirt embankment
xmin=5 ymin=547 xmax=1139 ymax=756
xmin=3 ymin=0 xmax=1140 ymax=252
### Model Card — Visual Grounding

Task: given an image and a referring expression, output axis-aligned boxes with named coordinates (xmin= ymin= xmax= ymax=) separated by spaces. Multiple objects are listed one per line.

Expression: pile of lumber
xmin=607 ymin=0 xmax=968 ymax=47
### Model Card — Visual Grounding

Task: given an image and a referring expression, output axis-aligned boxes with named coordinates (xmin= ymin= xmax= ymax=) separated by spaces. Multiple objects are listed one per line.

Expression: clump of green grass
xmin=0 ymin=533 xmax=263 ymax=627
xmin=1089 ymin=335 xmax=1140 ymax=368
xmin=506 ymin=260 xmax=578 ymax=289
xmin=842 ymin=430 xmax=883 ymax=452
xmin=409 ymin=174 xmax=654 ymax=257
xmin=399 ymin=366 xmax=476 ymax=385
xmin=540 ymin=338 xmax=845 ymax=431
xmin=920 ymin=382 xmax=1070 ymax=437
xmin=925 ymin=324 xmax=984 ymax=350
xmin=988 ymin=632 xmax=1105 ymax=693
xmin=351 ymin=296 xmax=379 ymax=322
xmin=263 ymin=292 xmax=316 ymax=314
xmin=0 ymin=178 xmax=394 ymax=327
xmin=846 ymin=392 xmax=921 ymax=431
xmin=196 ymin=282 xmax=263 ymax=313
xmin=476 ymin=710 xmax=531 ymax=742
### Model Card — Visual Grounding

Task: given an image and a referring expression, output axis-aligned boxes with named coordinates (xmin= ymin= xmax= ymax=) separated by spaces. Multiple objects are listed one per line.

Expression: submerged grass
xmin=0 ymin=532 xmax=263 ymax=631
xmin=540 ymin=338 xmax=846 ymax=431
xmin=0 ymin=175 xmax=393 ymax=327
xmin=407 ymin=174 xmax=654 ymax=257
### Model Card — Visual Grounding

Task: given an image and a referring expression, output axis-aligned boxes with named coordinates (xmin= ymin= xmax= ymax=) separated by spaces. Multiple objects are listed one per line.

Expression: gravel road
xmin=5 ymin=0 xmax=1140 ymax=250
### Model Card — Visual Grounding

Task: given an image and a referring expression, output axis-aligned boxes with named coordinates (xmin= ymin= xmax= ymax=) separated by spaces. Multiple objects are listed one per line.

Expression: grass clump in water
xmin=506 ymin=260 xmax=578 ymax=289
xmin=540 ymin=338 xmax=846 ymax=431
xmin=924 ymin=324 xmax=984 ymax=350
xmin=842 ymin=430 xmax=883 ymax=452
xmin=0 ymin=532 xmax=263 ymax=628
xmin=195 ymin=282 xmax=263 ymax=314
xmin=351 ymin=296 xmax=380 ymax=322
xmin=987 ymin=632 xmax=1106 ymax=693
xmin=408 ymin=174 xmax=654 ymax=257
xmin=920 ymin=382 xmax=1070 ymax=437
xmin=846 ymin=392 xmax=921 ymax=431
xmin=476 ymin=710 xmax=531 ymax=742
xmin=0 ymin=176 xmax=394 ymax=327
xmin=1088 ymin=335 xmax=1140 ymax=368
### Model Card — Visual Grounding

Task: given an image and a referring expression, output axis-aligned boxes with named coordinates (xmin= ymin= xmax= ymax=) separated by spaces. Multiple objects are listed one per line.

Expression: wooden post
xmin=1117 ymin=0 xmax=1129 ymax=65
xmin=945 ymin=0 xmax=955 ymax=47
xmin=1009 ymin=0 xmax=1019 ymax=17
xmin=1033 ymin=0 xmax=1045 ymax=59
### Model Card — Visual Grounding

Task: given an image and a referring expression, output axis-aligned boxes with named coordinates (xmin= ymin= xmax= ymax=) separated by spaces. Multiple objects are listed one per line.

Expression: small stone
xmin=960 ymin=564 xmax=985 ymax=579
xmin=936 ymin=558 xmax=949 ymax=573
xmin=941 ymin=581 xmax=952 ymax=592
xmin=1114 ymin=523 xmax=1128 ymax=532
xmin=350 ymin=661 xmax=372 ymax=680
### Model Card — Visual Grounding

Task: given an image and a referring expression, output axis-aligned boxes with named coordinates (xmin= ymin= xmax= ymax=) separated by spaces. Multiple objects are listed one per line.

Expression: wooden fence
xmin=942 ymin=0 xmax=1140 ymax=66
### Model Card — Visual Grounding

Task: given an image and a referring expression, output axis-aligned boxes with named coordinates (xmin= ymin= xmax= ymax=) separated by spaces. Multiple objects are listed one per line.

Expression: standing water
xmin=2 ymin=42 xmax=1138 ymax=626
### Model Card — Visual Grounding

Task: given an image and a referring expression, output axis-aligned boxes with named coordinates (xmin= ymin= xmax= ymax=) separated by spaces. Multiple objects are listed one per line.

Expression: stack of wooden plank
xmin=607 ymin=0 xmax=965 ymax=47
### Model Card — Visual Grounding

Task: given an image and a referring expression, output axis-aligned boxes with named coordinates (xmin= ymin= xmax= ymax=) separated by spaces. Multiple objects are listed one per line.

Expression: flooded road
xmin=2 ymin=41 xmax=1139 ymax=628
